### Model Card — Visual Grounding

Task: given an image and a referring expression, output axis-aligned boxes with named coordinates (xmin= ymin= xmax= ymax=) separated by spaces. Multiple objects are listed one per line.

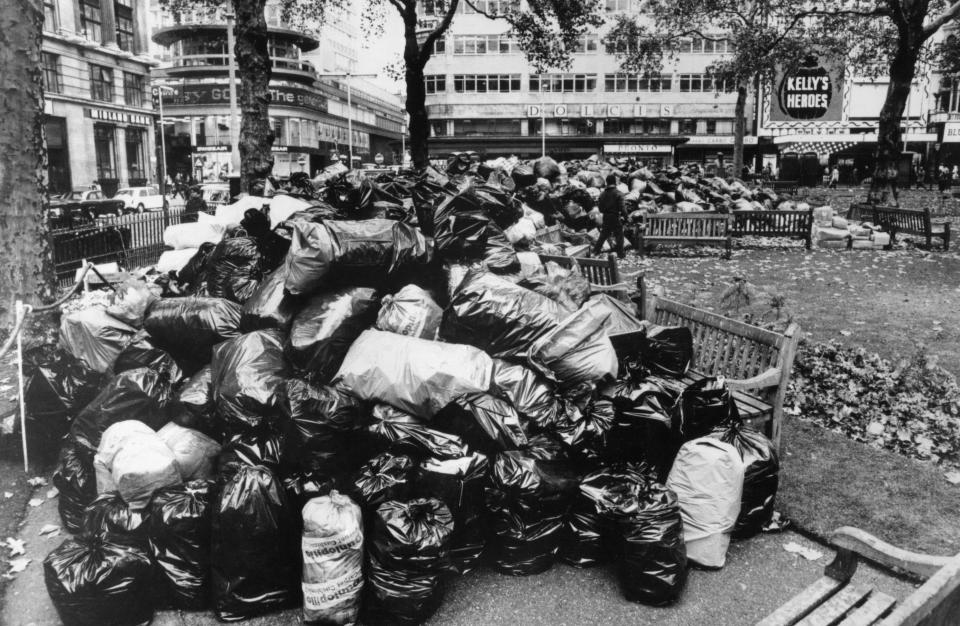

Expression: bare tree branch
xmin=418 ymin=0 xmax=460 ymax=67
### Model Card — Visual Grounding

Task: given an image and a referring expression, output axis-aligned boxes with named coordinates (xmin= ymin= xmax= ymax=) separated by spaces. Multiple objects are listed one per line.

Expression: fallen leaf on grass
xmin=26 ymin=477 xmax=47 ymax=487
xmin=5 ymin=537 xmax=25 ymax=556
xmin=27 ymin=498 xmax=43 ymax=507
xmin=866 ymin=422 xmax=885 ymax=436
xmin=46 ymin=487 xmax=58 ymax=499
xmin=946 ymin=471 xmax=960 ymax=485
xmin=38 ymin=524 xmax=59 ymax=537
xmin=783 ymin=542 xmax=823 ymax=561
xmin=3 ymin=492 xmax=11 ymax=499
xmin=7 ymin=558 xmax=30 ymax=575
xmin=839 ymin=330 xmax=852 ymax=337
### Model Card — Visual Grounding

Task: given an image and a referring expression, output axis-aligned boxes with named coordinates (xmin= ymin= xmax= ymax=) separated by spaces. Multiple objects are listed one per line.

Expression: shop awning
xmin=772 ymin=132 xmax=937 ymax=155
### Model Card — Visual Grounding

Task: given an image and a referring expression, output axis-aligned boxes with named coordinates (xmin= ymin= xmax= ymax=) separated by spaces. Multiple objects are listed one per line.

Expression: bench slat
xmin=757 ymin=577 xmax=846 ymax=626
xmin=654 ymin=298 xmax=787 ymax=348
xmin=796 ymin=585 xmax=872 ymax=626
xmin=837 ymin=592 xmax=896 ymax=626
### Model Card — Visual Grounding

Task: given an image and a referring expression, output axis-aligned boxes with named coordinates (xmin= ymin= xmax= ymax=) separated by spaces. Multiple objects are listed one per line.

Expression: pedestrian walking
xmin=828 ymin=166 xmax=839 ymax=189
xmin=181 ymin=185 xmax=207 ymax=223
xmin=593 ymin=173 xmax=628 ymax=259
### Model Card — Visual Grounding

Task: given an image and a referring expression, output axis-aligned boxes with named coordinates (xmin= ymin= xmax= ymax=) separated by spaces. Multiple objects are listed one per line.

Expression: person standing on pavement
xmin=828 ymin=166 xmax=839 ymax=188
xmin=181 ymin=185 xmax=207 ymax=223
xmin=593 ymin=173 xmax=628 ymax=259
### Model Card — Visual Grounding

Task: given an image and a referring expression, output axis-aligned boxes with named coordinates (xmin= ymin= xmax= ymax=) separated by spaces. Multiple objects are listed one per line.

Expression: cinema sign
xmin=770 ymin=54 xmax=843 ymax=122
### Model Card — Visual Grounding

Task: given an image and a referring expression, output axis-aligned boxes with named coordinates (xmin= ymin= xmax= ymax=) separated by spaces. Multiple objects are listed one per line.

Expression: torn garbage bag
xmin=59 ymin=308 xmax=138 ymax=373
xmin=435 ymin=393 xmax=527 ymax=455
xmin=528 ymin=306 xmax=619 ymax=388
xmin=375 ymin=284 xmax=443 ymax=340
xmin=210 ymin=329 xmax=289 ymax=435
xmin=712 ymin=423 xmax=779 ymax=539
xmin=44 ymin=535 xmax=154 ymax=626
xmin=148 ymin=479 xmax=215 ymax=610
xmin=440 ymin=271 xmax=562 ymax=358
xmin=284 ymin=287 xmax=379 ymax=383
xmin=282 ymin=378 xmax=367 ymax=475
xmin=334 ymin=329 xmax=492 ymax=420
xmin=212 ymin=464 xmax=298 ymax=621
xmin=54 ymin=437 xmax=98 ymax=533
xmin=143 ymin=297 xmax=242 ymax=370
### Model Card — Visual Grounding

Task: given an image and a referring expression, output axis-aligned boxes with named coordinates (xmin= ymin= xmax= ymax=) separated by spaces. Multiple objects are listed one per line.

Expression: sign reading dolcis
xmin=163 ymin=84 xmax=328 ymax=113
xmin=528 ymin=104 xmax=675 ymax=118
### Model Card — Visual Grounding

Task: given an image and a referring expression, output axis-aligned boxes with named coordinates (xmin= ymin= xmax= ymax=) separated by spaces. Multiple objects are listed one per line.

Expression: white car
xmin=115 ymin=186 xmax=169 ymax=213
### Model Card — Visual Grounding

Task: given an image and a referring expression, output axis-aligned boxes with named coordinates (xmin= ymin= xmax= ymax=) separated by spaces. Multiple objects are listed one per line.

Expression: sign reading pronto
xmin=604 ymin=144 xmax=673 ymax=154
xmin=770 ymin=54 xmax=843 ymax=122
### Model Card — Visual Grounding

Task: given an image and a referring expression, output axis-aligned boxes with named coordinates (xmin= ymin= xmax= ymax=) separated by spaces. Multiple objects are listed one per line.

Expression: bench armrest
xmin=725 ymin=367 xmax=781 ymax=390
xmin=830 ymin=526 xmax=954 ymax=579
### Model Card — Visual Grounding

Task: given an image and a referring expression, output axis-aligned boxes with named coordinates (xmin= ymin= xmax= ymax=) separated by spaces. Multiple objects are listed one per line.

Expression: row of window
xmin=606 ymin=37 xmax=733 ymax=56
xmin=93 ymin=122 xmax=146 ymax=180
xmin=42 ymin=52 xmax=145 ymax=106
xmin=430 ymin=33 xmax=728 ymax=57
xmin=45 ymin=0 xmax=138 ymax=53
xmin=169 ymin=115 xmax=369 ymax=150
xmin=429 ymin=117 xmax=736 ymax=137
xmin=425 ymin=72 xmax=733 ymax=94
xmin=422 ymin=0 xmax=631 ymax=15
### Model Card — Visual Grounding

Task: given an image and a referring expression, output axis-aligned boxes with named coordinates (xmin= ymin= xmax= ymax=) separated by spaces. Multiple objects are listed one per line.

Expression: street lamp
xmin=224 ymin=11 xmax=241 ymax=175
xmin=315 ymin=72 xmax=377 ymax=168
xmin=152 ymin=84 xmax=176 ymax=195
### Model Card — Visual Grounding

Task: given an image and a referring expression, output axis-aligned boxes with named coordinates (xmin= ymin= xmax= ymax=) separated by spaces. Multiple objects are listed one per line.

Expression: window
xmin=423 ymin=0 xmax=447 ymax=15
xmin=94 ymin=123 xmax=117 ymax=179
xmin=430 ymin=120 xmax=448 ymax=137
xmin=115 ymin=0 xmax=134 ymax=52
xmin=125 ymin=128 xmax=146 ymax=181
xmin=42 ymin=53 xmax=61 ymax=94
xmin=453 ymin=74 xmax=521 ymax=93
xmin=677 ymin=37 xmax=732 ymax=54
xmin=452 ymin=35 xmax=519 ymax=55
xmin=605 ymin=0 xmax=631 ymax=11
xmin=679 ymin=119 xmax=696 ymax=134
xmin=89 ymin=65 xmax=114 ymax=102
xmin=43 ymin=0 xmax=57 ymax=32
xmin=605 ymin=118 xmax=671 ymax=135
xmin=273 ymin=117 xmax=287 ymax=146
xmin=678 ymin=73 xmax=730 ymax=92
xmin=571 ymin=35 xmax=599 ymax=53
xmin=123 ymin=73 xmax=143 ymax=107
xmin=604 ymin=73 xmax=671 ymax=92
xmin=45 ymin=117 xmax=71 ymax=194
xmin=425 ymin=74 xmax=446 ymax=94
xmin=705 ymin=119 xmax=717 ymax=134
xmin=531 ymin=118 xmax=597 ymax=136
xmin=80 ymin=0 xmax=102 ymax=43
xmin=433 ymin=38 xmax=446 ymax=55
xmin=530 ymin=73 xmax=597 ymax=93
xmin=453 ymin=119 xmax=521 ymax=136
xmin=461 ymin=0 xmax=518 ymax=14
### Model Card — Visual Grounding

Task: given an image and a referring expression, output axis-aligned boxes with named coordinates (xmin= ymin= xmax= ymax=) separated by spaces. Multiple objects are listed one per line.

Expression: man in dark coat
xmin=593 ymin=173 xmax=628 ymax=259
xmin=181 ymin=185 xmax=207 ymax=223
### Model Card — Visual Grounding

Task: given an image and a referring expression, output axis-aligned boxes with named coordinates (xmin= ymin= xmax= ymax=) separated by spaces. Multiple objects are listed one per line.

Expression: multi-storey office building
xmin=420 ymin=0 xmax=757 ymax=166
xmin=42 ymin=0 xmax=157 ymax=195
xmin=149 ymin=2 xmax=405 ymax=180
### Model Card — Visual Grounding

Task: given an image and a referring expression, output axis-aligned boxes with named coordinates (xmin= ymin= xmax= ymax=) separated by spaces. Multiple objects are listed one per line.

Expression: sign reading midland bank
xmin=162 ymin=83 xmax=328 ymax=114
xmin=770 ymin=54 xmax=844 ymax=122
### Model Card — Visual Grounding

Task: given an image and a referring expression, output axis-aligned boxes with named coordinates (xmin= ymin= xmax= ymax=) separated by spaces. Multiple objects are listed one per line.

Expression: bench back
xmin=537 ymin=252 xmax=628 ymax=301
xmin=873 ymin=206 xmax=931 ymax=234
xmin=731 ymin=210 xmax=813 ymax=238
xmin=534 ymin=224 xmax=564 ymax=243
xmin=640 ymin=212 xmax=731 ymax=239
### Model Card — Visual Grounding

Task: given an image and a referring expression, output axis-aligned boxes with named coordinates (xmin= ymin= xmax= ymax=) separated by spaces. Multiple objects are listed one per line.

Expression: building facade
xmin=419 ymin=0 xmax=757 ymax=166
xmin=42 ymin=0 xmax=157 ymax=195
xmin=148 ymin=2 xmax=405 ymax=180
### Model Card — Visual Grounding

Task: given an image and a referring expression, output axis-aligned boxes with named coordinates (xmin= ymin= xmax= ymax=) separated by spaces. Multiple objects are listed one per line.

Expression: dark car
xmin=49 ymin=189 xmax=125 ymax=219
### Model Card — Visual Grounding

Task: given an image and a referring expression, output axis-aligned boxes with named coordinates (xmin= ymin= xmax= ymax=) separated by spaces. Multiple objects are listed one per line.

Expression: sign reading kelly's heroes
xmin=770 ymin=53 xmax=844 ymax=122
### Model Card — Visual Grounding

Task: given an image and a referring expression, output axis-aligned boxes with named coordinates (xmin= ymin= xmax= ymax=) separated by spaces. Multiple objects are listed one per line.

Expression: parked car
xmin=200 ymin=183 xmax=231 ymax=212
xmin=114 ymin=186 xmax=169 ymax=213
xmin=49 ymin=189 xmax=125 ymax=219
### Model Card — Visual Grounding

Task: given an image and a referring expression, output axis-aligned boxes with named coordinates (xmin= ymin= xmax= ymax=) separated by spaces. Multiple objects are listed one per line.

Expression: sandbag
xmin=60 ymin=308 xmax=138 ymax=373
xmin=212 ymin=464 xmax=298 ymax=621
xmin=712 ymin=424 xmax=779 ymax=538
xmin=44 ymin=536 xmax=153 ymax=626
xmin=148 ymin=480 xmax=215 ymax=610
xmin=283 ymin=378 xmax=367 ymax=475
xmin=666 ymin=438 xmax=745 ymax=568
xmin=210 ymin=329 xmax=289 ymax=435
xmin=112 ymin=331 xmax=182 ymax=382
xmin=302 ymin=491 xmax=365 ymax=625
xmin=365 ymin=499 xmax=454 ymax=625
xmin=205 ymin=236 xmax=265 ymax=304
xmin=285 ymin=287 xmax=379 ymax=383
xmin=240 ymin=265 xmax=302 ymax=332
xmin=157 ymin=422 xmax=221 ymax=481
xmin=490 ymin=359 xmax=562 ymax=429
xmin=102 ymin=421 xmax=182 ymax=510
xmin=81 ymin=491 xmax=147 ymax=548
xmin=640 ymin=325 xmax=693 ymax=378
xmin=675 ymin=377 xmax=740 ymax=443
xmin=529 ymin=306 xmax=619 ymax=388
xmin=70 ymin=367 xmax=174 ymax=450
xmin=351 ymin=452 xmax=414 ymax=512
xmin=485 ymin=450 xmax=580 ymax=575
xmin=143 ymin=297 xmax=242 ymax=369
xmin=54 ymin=437 xmax=98 ymax=533
xmin=175 ymin=365 xmax=216 ymax=437
xmin=435 ymin=393 xmax=527 ymax=455
xmin=375 ymin=284 xmax=443 ymax=340
xmin=366 ymin=404 xmax=469 ymax=461
xmin=334 ymin=329 xmax=493 ymax=420
xmin=440 ymin=270 xmax=562 ymax=358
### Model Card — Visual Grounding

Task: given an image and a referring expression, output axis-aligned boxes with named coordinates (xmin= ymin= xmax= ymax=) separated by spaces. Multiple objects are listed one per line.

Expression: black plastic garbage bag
xmin=364 ymin=498 xmax=454 ymax=625
xmin=44 ymin=535 xmax=154 ymax=626
xmin=240 ymin=265 xmax=302 ymax=332
xmin=53 ymin=437 xmax=98 ymax=533
xmin=534 ymin=156 xmax=561 ymax=182
xmin=529 ymin=305 xmax=619 ymax=389
xmin=712 ymin=423 xmax=779 ymax=538
xmin=675 ymin=377 xmax=740 ymax=443
xmin=205 ymin=236 xmax=265 ymax=304
xmin=284 ymin=287 xmax=379 ymax=382
xmin=143 ymin=297 xmax=242 ymax=370
xmin=558 ymin=502 xmax=604 ymax=568
xmin=640 ymin=325 xmax=693 ymax=378
xmin=602 ymin=380 xmax=679 ymax=480
xmin=413 ymin=453 xmax=489 ymax=574
xmin=435 ymin=393 xmax=527 ymax=456
xmin=217 ymin=428 xmax=283 ymax=473
xmin=70 ymin=367 xmax=174 ymax=450
xmin=282 ymin=378 xmax=367 ymax=475
xmin=81 ymin=491 xmax=147 ymax=548
xmin=512 ymin=164 xmax=536 ymax=188
xmin=482 ymin=227 xmax=521 ymax=273
xmin=212 ymin=464 xmax=298 ymax=621
xmin=210 ymin=329 xmax=288 ymax=436
xmin=112 ymin=331 xmax=183 ymax=382
xmin=366 ymin=404 xmax=469 ymax=461
xmin=176 ymin=241 xmax=217 ymax=294
xmin=175 ymin=365 xmax=216 ymax=438
xmin=485 ymin=450 xmax=580 ymax=575
xmin=554 ymin=398 xmax=615 ymax=461
xmin=148 ymin=479 xmax=215 ymax=610
xmin=283 ymin=221 xmax=339 ymax=296
xmin=441 ymin=270 xmax=562 ymax=358
xmin=351 ymin=452 xmax=414 ymax=512
xmin=23 ymin=346 xmax=102 ymax=465
xmin=490 ymin=359 xmax=562 ymax=429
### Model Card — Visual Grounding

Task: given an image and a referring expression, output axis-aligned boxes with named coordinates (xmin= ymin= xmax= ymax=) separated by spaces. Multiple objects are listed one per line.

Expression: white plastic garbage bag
xmin=375 ymin=284 xmax=443 ymax=340
xmin=334 ymin=329 xmax=493 ymax=420
xmin=215 ymin=196 xmax=266 ymax=226
xmin=157 ymin=422 xmax=220 ymax=481
xmin=60 ymin=308 xmax=138 ymax=373
xmin=163 ymin=220 xmax=224 ymax=250
xmin=504 ymin=218 xmax=538 ymax=244
xmin=301 ymin=491 xmax=364 ymax=625
xmin=666 ymin=437 xmax=745 ymax=568
xmin=156 ymin=248 xmax=200 ymax=274
xmin=95 ymin=420 xmax=155 ymax=494
xmin=268 ymin=194 xmax=312 ymax=229
xmin=96 ymin=420 xmax=181 ymax=509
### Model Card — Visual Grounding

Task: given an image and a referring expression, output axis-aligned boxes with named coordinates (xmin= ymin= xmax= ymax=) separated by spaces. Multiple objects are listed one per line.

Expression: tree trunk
xmin=733 ymin=81 xmax=748 ymax=179
xmin=233 ymin=0 xmax=273 ymax=193
xmin=0 ymin=0 xmax=55 ymax=320
xmin=871 ymin=40 xmax=921 ymax=204
xmin=402 ymin=10 xmax=432 ymax=169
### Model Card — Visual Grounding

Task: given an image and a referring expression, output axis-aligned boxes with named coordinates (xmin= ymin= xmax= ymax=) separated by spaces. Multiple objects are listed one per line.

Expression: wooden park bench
xmin=637 ymin=276 xmax=800 ymax=450
xmin=871 ymin=206 xmax=951 ymax=250
xmin=772 ymin=180 xmax=800 ymax=196
xmin=634 ymin=212 xmax=732 ymax=259
xmin=758 ymin=526 xmax=960 ymax=625
xmin=731 ymin=209 xmax=815 ymax=249
xmin=537 ymin=252 xmax=629 ymax=303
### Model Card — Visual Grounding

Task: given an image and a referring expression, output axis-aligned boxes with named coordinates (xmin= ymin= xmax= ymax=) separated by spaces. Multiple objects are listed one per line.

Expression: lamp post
xmin=315 ymin=72 xmax=377 ymax=168
xmin=224 ymin=11 xmax=240 ymax=175
xmin=152 ymin=85 xmax=176 ymax=195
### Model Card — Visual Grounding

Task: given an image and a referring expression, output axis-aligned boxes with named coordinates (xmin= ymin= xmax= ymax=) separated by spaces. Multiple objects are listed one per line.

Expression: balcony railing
xmin=168 ymin=54 xmax=317 ymax=76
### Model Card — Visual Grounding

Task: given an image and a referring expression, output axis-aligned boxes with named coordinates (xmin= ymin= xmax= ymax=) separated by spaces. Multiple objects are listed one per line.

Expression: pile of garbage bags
xmin=35 ymin=155 xmax=782 ymax=626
